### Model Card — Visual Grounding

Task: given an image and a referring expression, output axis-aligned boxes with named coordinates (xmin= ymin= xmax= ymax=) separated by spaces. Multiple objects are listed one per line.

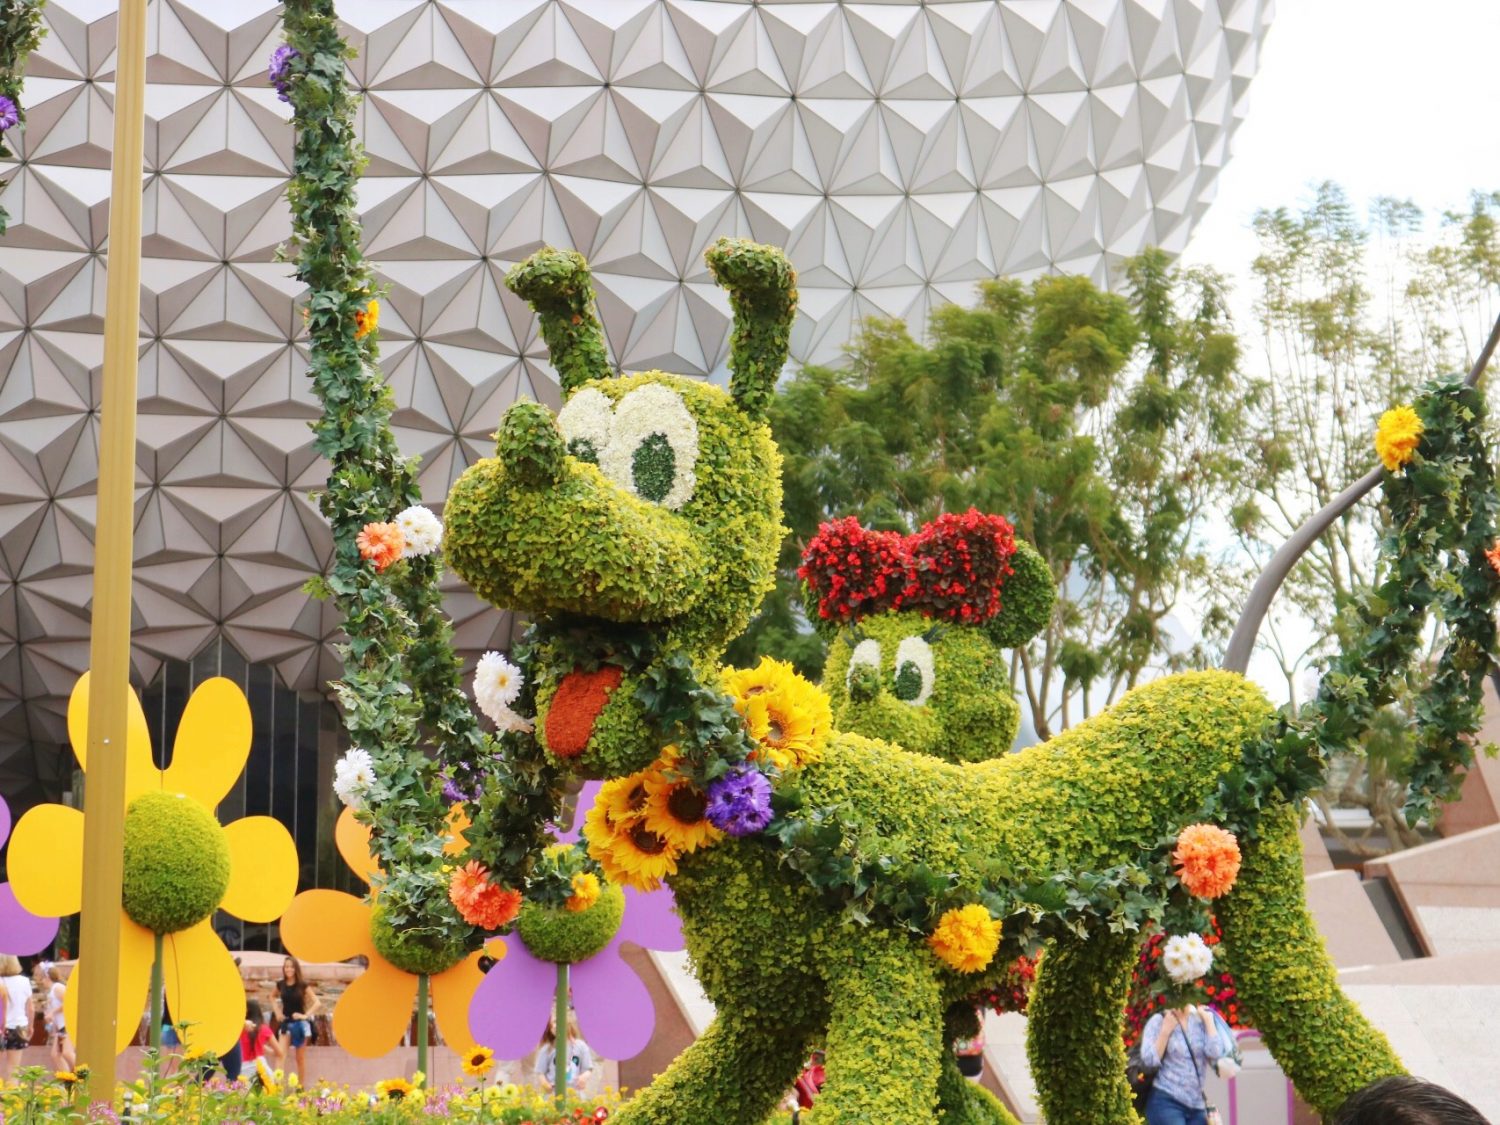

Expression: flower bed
xmin=0 ymin=1065 xmax=622 ymax=1123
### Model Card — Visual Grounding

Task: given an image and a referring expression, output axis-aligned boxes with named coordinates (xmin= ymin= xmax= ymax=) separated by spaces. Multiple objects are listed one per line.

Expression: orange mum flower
xmin=356 ymin=521 xmax=404 ymax=572
xmin=448 ymin=861 xmax=522 ymax=931
xmin=354 ymin=298 xmax=380 ymax=340
xmin=1486 ymin=542 xmax=1500 ymax=578
xmin=1173 ymin=824 xmax=1242 ymax=899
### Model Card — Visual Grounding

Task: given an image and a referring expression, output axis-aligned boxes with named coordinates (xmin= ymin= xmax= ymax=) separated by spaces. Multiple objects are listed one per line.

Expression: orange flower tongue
xmin=544 ymin=665 xmax=624 ymax=758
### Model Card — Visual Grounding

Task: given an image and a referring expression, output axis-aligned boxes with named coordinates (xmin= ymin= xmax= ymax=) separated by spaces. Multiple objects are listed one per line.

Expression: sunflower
xmin=461 ymin=1045 xmax=496 ymax=1078
xmin=642 ymin=773 xmax=720 ymax=853
xmin=280 ymin=809 xmax=497 ymax=1059
xmin=375 ymin=1076 xmax=416 ymax=1101
xmin=724 ymin=657 xmax=832 ymax=769
xmin=602 ymin=772 xmax=652 ymax=826
xmin=8 ymin=675 xmax=299 ymax=1055
xmin=586 ymin=802 xmax=680 ymax=892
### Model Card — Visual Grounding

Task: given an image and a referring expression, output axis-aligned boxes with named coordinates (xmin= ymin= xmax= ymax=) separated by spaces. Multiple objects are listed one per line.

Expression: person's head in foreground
xmin=1332 ymin=1076 xmax=1490 ymax=1125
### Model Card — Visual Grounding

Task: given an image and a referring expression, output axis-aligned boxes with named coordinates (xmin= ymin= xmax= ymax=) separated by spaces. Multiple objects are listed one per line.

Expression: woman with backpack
xmin=1138 ymin=1002 xmax=1224 ymax=1125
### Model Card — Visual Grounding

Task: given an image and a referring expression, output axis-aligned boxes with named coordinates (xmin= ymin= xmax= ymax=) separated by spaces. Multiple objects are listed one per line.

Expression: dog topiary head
xmin=804 ymin=511 xmax=1054 ymax=763
xmin=444 ymin=240 xmax=793 ymax=780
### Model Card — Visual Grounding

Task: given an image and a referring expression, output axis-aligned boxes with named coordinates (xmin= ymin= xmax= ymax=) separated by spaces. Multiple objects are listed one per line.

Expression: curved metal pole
xmin=1222 ymin=311 xmax=1500 ymax=674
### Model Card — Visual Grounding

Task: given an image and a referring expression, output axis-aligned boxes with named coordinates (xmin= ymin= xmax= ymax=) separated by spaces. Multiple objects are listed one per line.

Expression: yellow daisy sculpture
xmin=279 ymin=809 xmax=492 ymax=1058
xmin=8 ymin=673 xmax=299 ymax=1056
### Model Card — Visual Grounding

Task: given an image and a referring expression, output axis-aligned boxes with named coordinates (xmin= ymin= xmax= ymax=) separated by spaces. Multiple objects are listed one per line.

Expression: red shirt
xmin=240 ymin=1025 xmax=273 ymax=1061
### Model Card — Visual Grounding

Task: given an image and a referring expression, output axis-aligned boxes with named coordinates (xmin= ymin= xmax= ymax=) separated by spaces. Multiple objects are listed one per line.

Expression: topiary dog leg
xmin=704 ymin=237 xmax=797 ymax=419
xmin=818 ymin=934 xmax=945 ymax=1123
xmin=608 ymin=1011 xmax=810 ymax=1125
xmin=1027 ymin=928 xmax=1140 ymax=1125
xmin=935 ymin=1049 xmax=1020 ymax=1125
xmin=1217 ymin=804 xmax=1404 ymax=1116
xmin=504 ymin=247 xmax=611 ymax=395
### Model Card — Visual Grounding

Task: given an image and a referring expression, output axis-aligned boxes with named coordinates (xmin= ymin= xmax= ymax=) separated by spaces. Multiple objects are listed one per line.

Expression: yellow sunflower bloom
xmin=461 ymin=1044 xmax=495 ymax=1078
xmin=279 ymin=809 xmax=492 ymax=1059
xmin=725 ymin=657 xmax=833 ymax=769
xmin=1374 ymin=404 xmax=1423 ymax=472
xmin=722 ymin=656 xmax=793 ymax=701
xmin=8 ymin=674 xmax=299 ymax=1056
xmin=601 ymin=772 xmax=652 ymax=827
xmin=642 ymin=773 xmax=720 ymax=853
xmin=375 ymin=1075 xmax=416 ymax=1101
xmin=585 ymin=798 xmax=679 ymax=892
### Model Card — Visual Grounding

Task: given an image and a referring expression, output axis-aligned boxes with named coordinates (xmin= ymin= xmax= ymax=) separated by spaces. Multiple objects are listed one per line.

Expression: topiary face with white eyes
xmin=801 ymin=512 xmax=1055 ymax=765
xmin=823 ymin=614 xmax=1020 ymax=764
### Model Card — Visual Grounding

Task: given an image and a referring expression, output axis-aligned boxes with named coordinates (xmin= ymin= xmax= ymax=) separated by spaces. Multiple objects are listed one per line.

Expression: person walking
xmin=0 ymin=955 xmax=33 ymax=1080
xmin=1138 ymin=1002 xmax=1223 ymax=1125
xmin=273 ymin=956 xmax=319 ymax=1084
xmin=534 ymin=1010 xmax=594 ymax=1096
xmin=36 ymin=962 xmax=73 ymax=1071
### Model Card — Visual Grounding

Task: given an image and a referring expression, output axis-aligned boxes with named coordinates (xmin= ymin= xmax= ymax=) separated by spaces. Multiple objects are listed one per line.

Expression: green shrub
xmin=121 ymin=791 xmax=230 ymax=935
xmin=369 ymin=903 xmax=469 ymax=977
xmin=516 ymin=883 xmax=624 ymax=964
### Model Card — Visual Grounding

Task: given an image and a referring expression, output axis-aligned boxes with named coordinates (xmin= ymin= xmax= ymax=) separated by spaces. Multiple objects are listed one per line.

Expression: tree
xmin=1236 ymin=182 xmax=1500 ymax=852
xmin=729 ymin=249 xmax=1266 ymax=741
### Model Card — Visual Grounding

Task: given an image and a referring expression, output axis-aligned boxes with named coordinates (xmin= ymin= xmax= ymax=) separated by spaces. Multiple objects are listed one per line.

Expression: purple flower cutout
xmin=0 ymin=796 xmax=58 ymax=955
xmin=0 ymin=96 xmax=18 ymax=133
xmin=467 ymin=781 xmax=686 ymax=1060
xmin=268 ymin=44 xmax=298 ymax=102
xmin=705 ymin=765 xmax=773 ymax=836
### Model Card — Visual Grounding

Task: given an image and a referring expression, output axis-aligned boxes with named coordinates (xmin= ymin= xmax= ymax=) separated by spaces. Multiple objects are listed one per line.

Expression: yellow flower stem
xmin=416 ymin=972 xmax=429 ymax=1081
xmin=148 ymin=931 xmax=164 ymax=1050
xmin=554 ymin=962 xmax=569 ymax=1108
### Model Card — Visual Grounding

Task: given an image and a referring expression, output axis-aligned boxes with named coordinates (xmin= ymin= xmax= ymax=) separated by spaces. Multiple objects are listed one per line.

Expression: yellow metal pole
xmin=76 ymin=0 xmax=148 ymax=1096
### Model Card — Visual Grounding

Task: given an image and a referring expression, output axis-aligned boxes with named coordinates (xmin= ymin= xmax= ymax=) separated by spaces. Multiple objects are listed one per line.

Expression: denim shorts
xmin=283 ymin=1019 xmax=312 ymax=1047
xmin=1145 ymin=1088 xmax=1207 ymax=1125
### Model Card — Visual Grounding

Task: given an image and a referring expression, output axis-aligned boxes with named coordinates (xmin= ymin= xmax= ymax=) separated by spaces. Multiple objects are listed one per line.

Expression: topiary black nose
xmin=496 ymin=401 xmax=566 ymax=487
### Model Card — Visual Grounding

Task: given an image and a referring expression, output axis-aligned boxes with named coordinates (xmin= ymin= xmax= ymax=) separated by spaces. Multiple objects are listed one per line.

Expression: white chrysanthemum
xmin=555 ymin=387 xmax=615 ymax=464
xmin=893 ymin=634 xmax=936 ymax=706
xmin=474 ymin=651 xmax=524 ymax=725
xmin=395 ymin=505 xmax=443 ymax=557
xmin=600 ymin=383 xmax=699 ymax=510
xmin=1161 ymin=933 xmax=1214 ymax=984
xmin=333 ymin=748 xmax=376 ymax=810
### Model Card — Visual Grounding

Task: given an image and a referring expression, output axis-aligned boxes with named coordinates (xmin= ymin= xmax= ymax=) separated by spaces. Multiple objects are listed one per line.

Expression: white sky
xmin=1181 ymin=0 xmax=1500 ymax=281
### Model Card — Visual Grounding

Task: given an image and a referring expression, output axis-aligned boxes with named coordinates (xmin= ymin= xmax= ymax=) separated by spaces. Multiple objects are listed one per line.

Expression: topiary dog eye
xmin=603 ymin=384 xmax=700 ymax=509
xmin=556 ymin=387 xmax=613 ymax=467
xmin=893 ymin=636 xmax=935 ymax=706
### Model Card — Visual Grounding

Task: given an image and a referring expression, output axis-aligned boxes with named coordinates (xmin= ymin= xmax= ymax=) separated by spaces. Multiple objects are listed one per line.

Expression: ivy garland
xmin=277 ymin=1 xmax=556 ymax=948
xmin=1204 ymin=375 xmax=1500 ymax=839
xmin=0 ymin=0 xmax=46 ymax=236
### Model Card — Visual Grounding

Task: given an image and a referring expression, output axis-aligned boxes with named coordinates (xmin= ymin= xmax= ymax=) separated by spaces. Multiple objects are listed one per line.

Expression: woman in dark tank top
xmin=273 ymin=955 xmax=320 ymax=1084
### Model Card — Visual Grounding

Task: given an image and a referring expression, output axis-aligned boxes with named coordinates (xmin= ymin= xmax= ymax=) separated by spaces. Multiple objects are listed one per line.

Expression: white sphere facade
xmin=0 ymin=0 xmax=1271 ymax=799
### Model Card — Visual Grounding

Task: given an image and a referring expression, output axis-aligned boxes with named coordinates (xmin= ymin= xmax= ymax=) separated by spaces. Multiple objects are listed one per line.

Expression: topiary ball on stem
xmin=516 ymin=883 xmax=625 ymax=964
xmin=121 ymin=791 xmax=231 ymax=935
xmin=369 ymin=903 xmax=471 ymax=977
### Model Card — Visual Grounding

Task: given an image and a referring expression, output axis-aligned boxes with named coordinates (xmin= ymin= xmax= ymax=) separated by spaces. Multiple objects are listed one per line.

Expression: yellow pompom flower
xmin=566 ymin=871 xmax=602 ymax=913
xmin=928 ymin=904 xmax=1002 ymax=974
xmin=353 ymin=298 xmax=380 ymax=340
xmin=1374 ymin=405 xmax=1423 ymax=472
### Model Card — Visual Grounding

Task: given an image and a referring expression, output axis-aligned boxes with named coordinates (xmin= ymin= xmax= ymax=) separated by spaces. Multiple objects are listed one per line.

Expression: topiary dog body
xmin=445 ymin=241 xmax=1398 ymax=1124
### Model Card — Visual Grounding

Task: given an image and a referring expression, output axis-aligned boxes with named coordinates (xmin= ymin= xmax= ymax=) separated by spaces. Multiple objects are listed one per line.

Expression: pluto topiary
xmin=121 ymin=791 xmax=231 ymax=935
xmin=445 ymin=240 xmax=1401 ymax=1124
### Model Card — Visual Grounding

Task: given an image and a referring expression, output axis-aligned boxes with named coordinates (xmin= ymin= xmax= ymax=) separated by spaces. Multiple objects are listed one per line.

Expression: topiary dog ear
xmin=985 ymin=539 xmax=1054 ymax=649
xmin=704 ymin=238 xmax=798 ymax=420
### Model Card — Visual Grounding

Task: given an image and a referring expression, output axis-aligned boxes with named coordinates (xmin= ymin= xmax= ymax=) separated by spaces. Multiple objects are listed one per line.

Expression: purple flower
xmin=704 ymin=766 xmax=773 ymax=837
xmin=0 ymin=795 xmax=58 ymax=955
xmin=268 ymin=44 xmax=298 ymax=102
xmin=0 ymin=96 xmax=18 ymax=132
xmin=441 ymin=775 xmax=475 ymax=804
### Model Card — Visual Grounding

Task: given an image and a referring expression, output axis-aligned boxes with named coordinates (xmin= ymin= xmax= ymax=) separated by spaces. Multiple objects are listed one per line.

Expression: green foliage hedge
xmin=121 ymin=792 xmax=230 ymax=935
xmin=369 ymin=903 xmax=469 ymax=977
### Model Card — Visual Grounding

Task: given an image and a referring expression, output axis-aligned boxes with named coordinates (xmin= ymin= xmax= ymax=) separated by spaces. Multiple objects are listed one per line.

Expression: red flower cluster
xmin=798 ymin=509 xmax=1017 ymax=626
xmin=967 ymin=954 xmax=1037 ymax=1016
xmin=519 ymin=1108 xmax=609 ymax=1125
xmin=1122 ymin=919 xmax=1243 ymax=1048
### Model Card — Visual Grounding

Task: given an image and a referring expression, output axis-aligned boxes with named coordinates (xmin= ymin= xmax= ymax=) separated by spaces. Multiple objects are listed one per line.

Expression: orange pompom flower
xmin=1173 ymin=823 xmax=1242 ymax=899
xmin=356 ymin=521 xmax=405 ymax=572
xmin=448 ymin=860 xmax=522 ymax=931
xmin=1485 ymin=541 xmax=1500 ymax=578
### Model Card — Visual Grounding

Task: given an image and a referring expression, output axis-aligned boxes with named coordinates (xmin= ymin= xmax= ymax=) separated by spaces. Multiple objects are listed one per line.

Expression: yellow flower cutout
xmin=1375 ymin=404 xmax=1423 ymax=472
xmin=279 ymin=808 xmax=497 ymax=1059
xmin=9 ymin=673 xmax=299 ymax=1055
xmin=928 ymin=904 xmax=1002 ymax=974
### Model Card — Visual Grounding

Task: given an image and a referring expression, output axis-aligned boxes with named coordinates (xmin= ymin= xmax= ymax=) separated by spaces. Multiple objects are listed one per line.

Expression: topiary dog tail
xmin=1216 ymin=804 xmax=1405 ymax=1116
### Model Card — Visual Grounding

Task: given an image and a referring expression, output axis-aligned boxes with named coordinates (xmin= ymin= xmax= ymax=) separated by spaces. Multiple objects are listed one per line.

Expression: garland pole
xmin=554 ymin=962 xmax=569 ymax=1107
xmin=415 ymin=972 xmax=429 ymax=1082
xmin=147 ymin=933 xmax=163 ymax=1049
xmin=77 ymin=0 xmax=147 ymax=1095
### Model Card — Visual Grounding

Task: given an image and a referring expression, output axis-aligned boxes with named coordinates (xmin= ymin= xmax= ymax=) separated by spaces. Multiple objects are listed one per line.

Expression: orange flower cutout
xmin=448 ymin=861 xmax=522 ymax=931
xmin=279 ymin=808 xmax=498 ymax=1059
xmin=356 ymin=521 xmax=404 ymax=572
xmin=1173 ymin=823 xmax=1242 ymax=900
